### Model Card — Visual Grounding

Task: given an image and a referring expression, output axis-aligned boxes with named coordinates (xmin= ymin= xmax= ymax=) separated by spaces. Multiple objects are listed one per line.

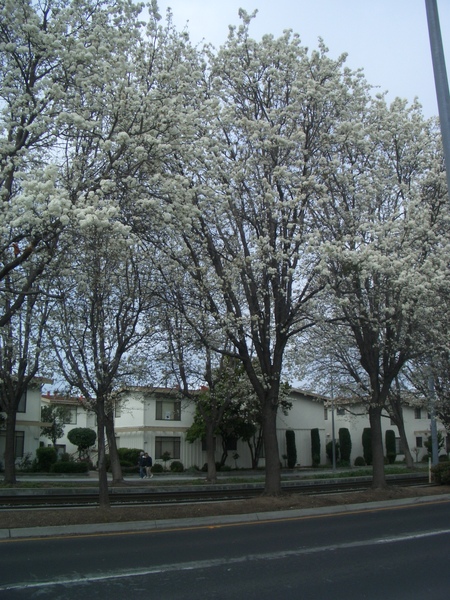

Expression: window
xmin=324 ymin=408 xmax=328 ymax=420
xmin=336 ymin=407 xmax=345 ymax=416
xmin=416 ymin=436 xmax=423 ymax=448
xmin=55 ymin=444 xmax=66 ymax=457
xmin=155 ymin=436 xmax=180 ymax=460
xmin=395 ymin=437 xmax=402 ymax=454
xmin=17 ymin=391 xmax=26 ymax=413
xmin=63 ymin=407 xmax=77 ymax=424
xmin=15 ymin=431 xmax=24 ymax=458
xmin=115 ymin=402 xmax=122 ymax=419
xmin=156 ymin=400 xmax=181 ymax=421
xmin=414 ymin=408 xmax=422 ymax=419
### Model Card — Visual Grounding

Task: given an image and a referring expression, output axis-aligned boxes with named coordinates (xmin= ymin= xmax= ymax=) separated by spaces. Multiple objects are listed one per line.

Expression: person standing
xmin=144 ymin=452 xmax=153 ymax=479
xmin=138 ymin=451 xmax=146 ymax=479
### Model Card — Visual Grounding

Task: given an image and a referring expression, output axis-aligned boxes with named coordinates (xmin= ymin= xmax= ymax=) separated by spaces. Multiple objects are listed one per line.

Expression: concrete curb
xmin=1 ymin=493 xmax=449 ymax=541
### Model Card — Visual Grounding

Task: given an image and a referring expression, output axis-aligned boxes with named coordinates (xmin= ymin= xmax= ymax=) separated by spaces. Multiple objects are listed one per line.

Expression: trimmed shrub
xmin=362 ymin=428 xmax=372 ymax=466
xmin=339 ymin=428 xmax=352 ymax=465
xmin=354 ymin=456 xmax=366 ymax=467
xmin=310 ymin=428 xmax=321 ymax=467
xmin=285 ymin=430 xmax=297 ymax=468
xmin=51 ymin=461 xmax=89 ymax=473
xmin=35 ymin=446 xmax=58 ymax=472
xmin=326 ymin=440 xmax=340 ymax=464
xmin=117 ymin=448 xmax=143 ymax=466
xmin=385 ymin=429 xmax=397 ymax=464
xmin=170 ymin=461 xmax=184 ymax=473
xmin=151 ymin=463 xmax=164 ymax=473
xmin=431 ymin=461 xmax=450 ymax=485
xmin=67 ymin=427 xmax=96 ymax=458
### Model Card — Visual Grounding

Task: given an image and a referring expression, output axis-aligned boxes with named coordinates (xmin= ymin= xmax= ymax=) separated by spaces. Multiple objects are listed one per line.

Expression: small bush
xmin=354 ymin=456 xmax=366 ymax=467
xmin=170 ymin=461 xmax=184 ymax=472
xmin=220 ymin=465 xmax=232 ymax=471
xmin=186 ymin=465 xmax=200 ymax=473
xmin=36 ymin=447 xmax=58 ymax=472
xmin=51 ymin=461 xmax=89 ymax=473
xmin=151 ymin=463 xmax=164 ymax=473
xmin=431 ymin=461 xmax=450 ymax=485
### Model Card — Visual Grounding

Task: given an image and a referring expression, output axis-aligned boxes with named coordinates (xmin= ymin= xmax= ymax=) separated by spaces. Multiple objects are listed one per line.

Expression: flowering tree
xmin=137 ymin=15 xmax=370 ymax=494
xmin=46 ymin=225 xmax=158 ymax=505
xmin=312 ymin=97 xmax=448 ymax=487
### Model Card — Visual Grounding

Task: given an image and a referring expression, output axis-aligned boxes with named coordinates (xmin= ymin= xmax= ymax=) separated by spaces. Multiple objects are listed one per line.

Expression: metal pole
xmin=428 ymin=369 xmax=440 ymax=466
xmin=425 ymin=0 xmax=450 ymax=196
xmin=330 ymin=364 xmax=336 ymax=473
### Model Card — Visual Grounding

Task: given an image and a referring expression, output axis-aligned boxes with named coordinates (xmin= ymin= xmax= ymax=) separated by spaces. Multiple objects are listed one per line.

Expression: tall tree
xmin=312 ymin=97 xmax=448 ymax=487
xmin=46 ymin=226 xmax=158 ymax=505
xmin=1 ymin=0 xmax=158 ymax=485
xmin=137 ymin=15 xmax=367 ymax=494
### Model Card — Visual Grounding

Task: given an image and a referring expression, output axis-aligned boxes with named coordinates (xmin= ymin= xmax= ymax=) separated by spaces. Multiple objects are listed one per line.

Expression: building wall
xmin=40 ymin=394 xmax=96 ymax=457
xmin=1 ymin=383 xmax=47 ymax=465
xmin=326 ymin=403 xmax=448 ymax=464
xmin=276 ymin=391 xmax=327 ymax=467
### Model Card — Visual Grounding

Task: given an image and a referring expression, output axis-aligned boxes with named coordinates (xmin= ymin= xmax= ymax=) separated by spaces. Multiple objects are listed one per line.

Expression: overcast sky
xmin=156 ymin=0 xmax=450 ymax=119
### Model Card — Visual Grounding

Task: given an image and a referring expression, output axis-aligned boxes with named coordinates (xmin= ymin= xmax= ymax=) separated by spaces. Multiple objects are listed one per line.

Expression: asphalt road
xmin=0 ymin=498 xmax=449 ymax=599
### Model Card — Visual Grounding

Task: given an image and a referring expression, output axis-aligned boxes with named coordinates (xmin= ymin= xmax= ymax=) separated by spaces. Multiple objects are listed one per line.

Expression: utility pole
xmin=426 ymin=0 xmax=450 ymax=193
xmin=425 ymin=0 xmax=448 ymax=467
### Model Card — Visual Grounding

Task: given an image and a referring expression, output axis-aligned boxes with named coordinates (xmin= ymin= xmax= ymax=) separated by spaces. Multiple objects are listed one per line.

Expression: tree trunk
xmin=205 ymin=420 xmax=217 ymax=482
xmin=262 ymin=400 xmax=281 ymax=495
xmin=105 ymin=411 xmax=123 ymax=483
xmin=96 ymin=401 xmax=110 ymax=508
xmin=396 ymin=417 xmax=414 ymax=468
xmin=3 ymin=408 xmax=17 ymax=484
xmin=369 ymin=405 xmax=387 ymax=489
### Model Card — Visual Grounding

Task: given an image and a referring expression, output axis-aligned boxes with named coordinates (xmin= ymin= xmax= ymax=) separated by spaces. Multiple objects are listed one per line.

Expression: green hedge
xmin=310 ymin=428 xmax=321 ymax=467
xmin=36 ymin=447 xmax=58 ymax=471
xmin=431 ymin=461 xmax=450 ymax=485
xmin=51 ymin=461 xmax=89 ymax=473
xmin=385 ymin=429 xmax=397 ymax=464
xmin=362 ymin=428 xmax=372 ymax=465
xmin=286 ymin=430 xmax=297 ymax=468
xmin=170 ymin=461 xmax=184 ymax=472
xmin=117 ymin=448 xmax=143 ymax=465
xmin=339 ymin=428 xmax=352 ymax=465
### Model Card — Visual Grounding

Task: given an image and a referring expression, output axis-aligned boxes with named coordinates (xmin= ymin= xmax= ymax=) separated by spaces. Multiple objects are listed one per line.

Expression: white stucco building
xmin=325 ymin=401 xmax=450 ymax=463
xmin=0 ymin=378 xmax=51 ymax=467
